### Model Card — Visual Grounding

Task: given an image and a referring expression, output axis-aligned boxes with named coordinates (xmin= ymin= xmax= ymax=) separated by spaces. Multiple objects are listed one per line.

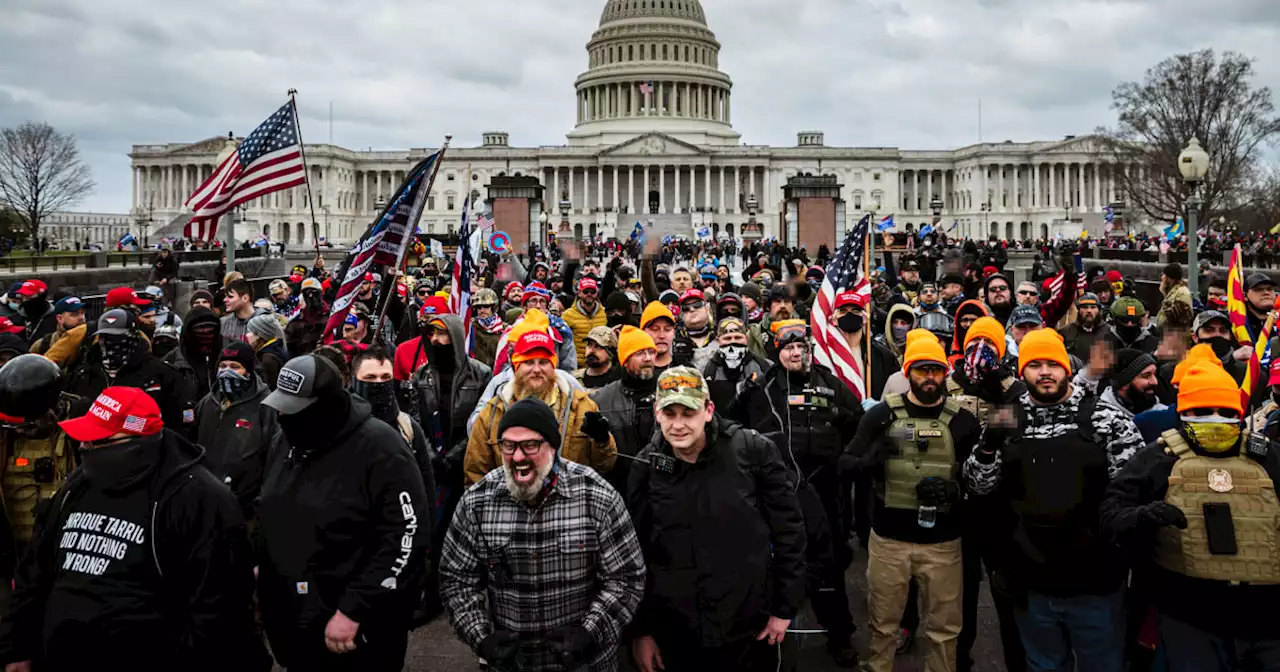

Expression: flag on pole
xmin=184 ymin=102 xmax=308 ymax=240
xmin=811 ymin=214 xmax=872 ymax=400
xmin=876 ymin=215 xmax=895 ymax=232
xmin=453 ymin=197 xmax=475 ymax=354
xmin=324 ymin=152 xmax=439 ymax=341
xmin=1228 ymin=244 xmax=1251 ymax=344
xmin=639 ymin=81 xmax=654 ymax=95
xmin=1163 ymin=217 xmax=1185 ymax=241
xmin=918 ymin=223 xmax=934 ymax=239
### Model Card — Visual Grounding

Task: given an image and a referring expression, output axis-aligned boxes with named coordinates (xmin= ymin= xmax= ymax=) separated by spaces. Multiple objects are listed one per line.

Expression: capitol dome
xmin=567 ymin=0 xmax=740 ymax=147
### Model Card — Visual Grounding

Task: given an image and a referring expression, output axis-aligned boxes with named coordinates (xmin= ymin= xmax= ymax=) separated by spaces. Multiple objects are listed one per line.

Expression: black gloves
xmin=478 ymin=630 xmax=521 ymax=667
xmin=582 ymin=411 xmax=612 ymax=443
xmin=916 ymin=477 xmax=961 ymax=506
xmin=1139 ymin=502 xmax=1188 ymax=529
xmin=546 ymin=625 xmax=596 ymax=669
xmin=838 ymin=436 xmax=899 ymax=475
xmin=671 ymin=336 xmax=694 ymax=365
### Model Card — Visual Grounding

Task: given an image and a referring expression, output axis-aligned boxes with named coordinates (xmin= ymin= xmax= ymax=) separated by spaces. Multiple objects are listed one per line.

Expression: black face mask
xmin=153 ymin=337 xmax=179 ymax=359
xmin=279 ymin=392 xmax=351 ymax=450
xmin=100 ymin=334 xmax=137 ymax=372
xmin=217 ymin=369 xmax=255 ymax=401
xmin=352 ymin=380 xmax=399 ymax=425
xmin=1205 ymin=336 xmax=1234 ymax=360
xmin=607 ymin=312 xmax=636 ymax=328
xmin=303 ymin=291 xmax=324 ymax=310
xmin=1115 ymin=323 xmax=1142 ymax=343
xmin=429 ymin=340 xmax=456 ymax=373
xmin=21 ymin=297 xmax=49 ymax=317
xmin=837 ymin=313 xmax=863 ymax=335
xmin=80 ymin=434 xmax=161 ymax=488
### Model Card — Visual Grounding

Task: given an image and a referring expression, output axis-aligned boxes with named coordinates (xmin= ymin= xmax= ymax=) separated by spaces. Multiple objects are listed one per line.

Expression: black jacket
xmin=411 ymin=314 xmax=491 ymax=486
xmin=256 ymin=339 xmax=290 ymax=391
xmin=67 ymin=339 xmax=190 ymax=433
xmin=591 ymin=375 xmax=658 ymax=493
xmin=627 ymin=417 xmax=807 ymax=647
xmin=700 ymin=348 xmax=769 ymax=412
xmin=0 ymin=430 xmax=268 ymax=671
xmin=256 ymin=394 xmax=430 ymax=666
xmin=1100 ymin=439 xmax=1280 ymax=638
xmin=733 ymin=363 xmax=863 ymax=470
xmin=194 ymin=378 xmax=282 ymax=520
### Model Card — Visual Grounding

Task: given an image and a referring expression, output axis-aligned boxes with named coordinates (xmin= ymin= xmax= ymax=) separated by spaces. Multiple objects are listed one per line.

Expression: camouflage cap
xmin=585 ymin=325 xmax=618 ymax=349
xmin=655 ymin=366 xmax=710 ymax=410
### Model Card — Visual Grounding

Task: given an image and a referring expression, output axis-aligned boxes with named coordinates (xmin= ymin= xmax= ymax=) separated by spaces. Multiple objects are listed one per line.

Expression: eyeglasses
xmin=988 ymin=285 xmax=1010 ymax=293
xmin=499 ymin=439 xmax=547 ymax=456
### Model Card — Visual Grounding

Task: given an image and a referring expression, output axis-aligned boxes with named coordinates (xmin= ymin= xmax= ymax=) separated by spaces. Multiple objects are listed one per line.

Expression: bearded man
xmin=464 ymin=330 xmax=617 ymax=486
xmin=1060 ymin=293 xmax=1106 ymax=363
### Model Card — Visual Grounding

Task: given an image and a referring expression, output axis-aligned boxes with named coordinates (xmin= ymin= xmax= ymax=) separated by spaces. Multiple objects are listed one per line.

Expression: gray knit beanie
xmin=248 ymin=313 xmax=285 ymax=342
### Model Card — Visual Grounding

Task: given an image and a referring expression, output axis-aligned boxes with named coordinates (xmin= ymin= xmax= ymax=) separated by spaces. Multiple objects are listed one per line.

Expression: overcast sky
xmin=3 ymin=0 xmax=1278 ymax=212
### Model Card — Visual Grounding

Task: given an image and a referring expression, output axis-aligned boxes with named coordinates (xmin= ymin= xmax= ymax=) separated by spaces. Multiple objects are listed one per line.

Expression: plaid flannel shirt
xmin=439 ymin=459 xmax=645 ymax=672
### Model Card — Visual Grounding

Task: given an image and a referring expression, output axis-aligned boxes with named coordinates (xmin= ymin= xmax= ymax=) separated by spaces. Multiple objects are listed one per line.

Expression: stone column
xmin=674 ymin=165 xmax=682 ymax=213
xmin=644 ymin=165 xmax=650 ymax=214
xmin=568 ymin=167 xmax=577 ymax=212
xmin=629 ymin=166 xmax=636 ymax=215
xmin=718 ymin=167 xmax=725 ymax=213
xmin=1092 ymin=163 xmax=1102 ymax=211
xmin=926 ymin=170 xmax=934 ymax=207
xmin=730 ymin=166 xmax=738 ymax=214
xmin=596 ymin=167 xmax=604 ymax=217
xmin=612 ymin=166 xmax=619 ymax=214
xmin=1031 ymin=164 xmax=1039 ymax=208
xmin=996 ymin=165 xmax=1004 ymax=212
xmin=659 ymin=166 xmax=666 ymax=213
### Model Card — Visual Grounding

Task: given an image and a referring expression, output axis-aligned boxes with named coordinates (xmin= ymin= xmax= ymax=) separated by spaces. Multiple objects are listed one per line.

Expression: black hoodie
xmin=68 ymin=337 xmax=189 ymax=434
xmin=0 ymin=430 xmax=269 ymax=671
xmin=166 ymin=307 xmax=223 ymax=403
xmin=256 ymin=394 xmax=430 ymax=667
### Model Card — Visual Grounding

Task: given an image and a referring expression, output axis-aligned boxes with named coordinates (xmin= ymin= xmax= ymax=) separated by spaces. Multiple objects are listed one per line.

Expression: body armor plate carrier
xmin=882 ymin=393 xmax=959 ymax=511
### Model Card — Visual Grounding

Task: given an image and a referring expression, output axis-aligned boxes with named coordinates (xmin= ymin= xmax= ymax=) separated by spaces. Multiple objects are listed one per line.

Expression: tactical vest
xmin=1 ymin=428 xmax=75 ymax=542
xmin=882 ymin=393 xmax=959 ymax=511
xmin=946 ymin=376 xmax=1014 ymax=426
xmin=1152 ymin=430 xmax=1280 ymax=584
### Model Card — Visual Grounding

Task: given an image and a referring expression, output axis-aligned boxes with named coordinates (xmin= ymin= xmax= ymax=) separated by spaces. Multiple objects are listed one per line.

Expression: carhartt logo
xmin=278 ymin=369 xmax=305 ymax=394
xmin=380 ymin=577 xmax=397 ymax=590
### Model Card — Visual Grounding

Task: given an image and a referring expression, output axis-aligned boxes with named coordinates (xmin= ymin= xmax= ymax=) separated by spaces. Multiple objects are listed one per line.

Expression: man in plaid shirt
xmin=439 ymin=396 xmax=645 ymax=671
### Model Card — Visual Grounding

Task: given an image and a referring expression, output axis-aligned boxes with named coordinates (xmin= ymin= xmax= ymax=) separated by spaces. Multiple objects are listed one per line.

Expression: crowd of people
xmin=0 ymin=229 xmax=1273 ymax=672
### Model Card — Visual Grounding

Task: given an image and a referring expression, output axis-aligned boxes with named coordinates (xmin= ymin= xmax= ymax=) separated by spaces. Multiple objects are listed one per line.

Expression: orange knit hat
xmin=902 ymin=328 xmax=949 ymax=375
xmin=1172 ymin=343 xmax=1222 ymax=387
xmin=640 ymin=301 xmax=675 ymax=330
xmin=1177 ymin=361 xmax=1243 ymax=414
xmin=1017 ymin=329 xmax=1070 ymax=375
xmin=617 ymin=325 xmax=656 ymax=366
xmin=963 ymin=316 xmax=1007 ymax=359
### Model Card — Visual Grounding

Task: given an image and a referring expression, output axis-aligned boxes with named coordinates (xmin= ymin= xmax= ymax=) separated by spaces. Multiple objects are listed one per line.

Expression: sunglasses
xmin=1017 ymin=290 xmax=1038 ymax=297
xmin=988 ymin=285 xmax=1010 ymax=293
xmin=681 ymin=300 xmax=706 ymax=311
xmin=580 ymin=289 xmax=598 ymax=297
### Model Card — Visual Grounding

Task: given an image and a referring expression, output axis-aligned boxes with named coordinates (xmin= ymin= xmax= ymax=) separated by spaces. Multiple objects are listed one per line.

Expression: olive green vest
xmin=1152 ymin=430 xmax=1280 ymax=584
xmin=882 ymin=393 xmax=959 ymax=511
xmin=2 ymin=428 xmax=74 ymax=542
xmin=946 ymin=376 xmax=1013 ymax=426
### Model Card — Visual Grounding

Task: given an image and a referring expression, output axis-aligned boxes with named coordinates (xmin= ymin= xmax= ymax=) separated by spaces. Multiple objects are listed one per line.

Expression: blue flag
xmin=876 ymin=215 xmax=895 ymax=232
xmin=918 ymin=224 xmax=934 ymax=239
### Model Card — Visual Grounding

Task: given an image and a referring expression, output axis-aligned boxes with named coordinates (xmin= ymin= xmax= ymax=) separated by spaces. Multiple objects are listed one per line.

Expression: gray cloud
xmin=1 ymin=0 xmax=1278 ymax=211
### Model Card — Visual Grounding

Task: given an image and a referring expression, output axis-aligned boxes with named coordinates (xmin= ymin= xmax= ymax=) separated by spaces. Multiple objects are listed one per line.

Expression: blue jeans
xmin=1014 ymin=590 xmax=1125 ymax=672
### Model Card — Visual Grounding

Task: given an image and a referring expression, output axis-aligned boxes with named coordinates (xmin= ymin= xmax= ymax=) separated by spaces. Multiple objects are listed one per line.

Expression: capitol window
xmin=428 ymin=196 xmax=436 ymax=210
xmin=447 ymin=173 xmax=455 ymax=181
xmin=853 ymin=171 xmax=862 ymax=182
xmin=873 ymin=172 xmax=881 ymax=181
xmin=447 ymin=195 xmax=455 ymax=211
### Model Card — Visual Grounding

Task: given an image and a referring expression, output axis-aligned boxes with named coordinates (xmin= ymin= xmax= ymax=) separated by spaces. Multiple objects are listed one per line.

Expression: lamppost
xmin=980 ymin=201 xmax=992 ymax=237
xmin=784 ymin=207 xmax=797 ymax=248
xmin=745 ymin=193 xmax=759 ymax=237
xmin=557 ymin=191 xmax=572 ymax=242
xmin=538 ymin=211 xmax=549 ymax=252
xmin=1179 ymin=136 xmax=1210 ymax=300
xmin=930 ymin=196 xmax=943 ymax=229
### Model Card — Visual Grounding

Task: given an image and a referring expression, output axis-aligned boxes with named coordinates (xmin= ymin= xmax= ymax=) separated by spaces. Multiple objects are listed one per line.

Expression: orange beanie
xmin=1017 ymin=329 xmax=1070 ymax=375
xmin=617 ymin=325 xmax=657 ymax=366
xmin=902 ymin=328 xmax=949 ymax=375
xmin=963 ymin=316 xmax=1007 ymax=359
xmin=1171 ymin=343 xmax=1222 ymax=387
xmin=1177 ymin=361 xmax=1243 ymax=414
xmin=640 ymin=301 xmax=675 ymax=330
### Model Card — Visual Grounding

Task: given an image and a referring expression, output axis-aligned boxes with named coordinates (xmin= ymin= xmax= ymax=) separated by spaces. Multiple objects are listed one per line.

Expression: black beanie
xmin=218 ymin=341 xmax=258 ymax=374
xmin=497 ymin=397 xmax=562 ymax=450
xmin=190 ymin=289 xmax=215 ymax=307
xmin=1163 ymin=262 xmax=1183 ymax=282
xmin=605 ymin=291 xmax=633 ymax=314
xmin=1112 ymin=349 xmax=1156 ymax=390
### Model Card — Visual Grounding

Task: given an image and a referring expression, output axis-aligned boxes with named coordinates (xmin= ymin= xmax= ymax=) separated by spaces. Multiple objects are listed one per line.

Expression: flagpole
xmin=374 ymin=136 xmax=451 ymax=336
xmin=288 ymin=89 xmax=322 ymax=254
xmin=863 ymin=211 xmax=873 ymax=395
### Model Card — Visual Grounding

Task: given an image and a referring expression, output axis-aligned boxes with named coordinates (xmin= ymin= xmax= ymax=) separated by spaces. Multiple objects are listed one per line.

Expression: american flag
xmin=639 ymin=81 xmax=654 ymax=95
xmin=184 ymin=102 xmax=308 ymax=240
xmin=811 ymin=214 xmax=872 ymax=400
xmin=323 ymin=152 xmax=439 ymax=342
xmin=453 ymin=197 xmax=474 ymax=353
xmin=1044 ymin=252 xmax=1087 ymax=306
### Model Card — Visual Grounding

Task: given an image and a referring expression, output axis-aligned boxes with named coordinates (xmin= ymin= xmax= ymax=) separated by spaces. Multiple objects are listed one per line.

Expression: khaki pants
xmin=865 ymin=531 xmax=963 ymax=672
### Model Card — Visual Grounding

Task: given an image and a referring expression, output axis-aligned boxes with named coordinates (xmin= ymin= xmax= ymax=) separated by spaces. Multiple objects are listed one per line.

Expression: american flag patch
xmin=122 ymin=415 xmax=147 ymax=433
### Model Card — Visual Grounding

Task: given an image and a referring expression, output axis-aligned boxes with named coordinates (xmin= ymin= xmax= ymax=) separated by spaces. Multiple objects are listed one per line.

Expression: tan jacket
xmin=1157 ymin=282 xmax=1193 ymax=328
xmin=463 ymin=373 xmax=617 ymax=486
xmin=41 ymin=324 xmax=87 ymax=368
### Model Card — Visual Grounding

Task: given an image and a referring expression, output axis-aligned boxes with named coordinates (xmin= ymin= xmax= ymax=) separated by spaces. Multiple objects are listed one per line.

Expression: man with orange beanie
xmin=590 ymin=326 xmax=660 ymax=494
xmin=945 ymin=316 xmax=1028 ymax=672
xmin=1134 ymin=343 xmax=1224 ymax=443
xmin=965 ymin=328 xmax=1144 ymax=672
xmin=464 ymin=329 xmax=617 ymax=486
xmin=841 ymin=329 xmax=981 ymax=672
xmin=1102 ymin=361 xmax=1280 ymax=672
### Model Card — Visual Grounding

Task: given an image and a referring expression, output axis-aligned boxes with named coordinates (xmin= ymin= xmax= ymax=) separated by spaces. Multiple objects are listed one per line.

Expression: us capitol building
xmin=129 ymin=0 xmax=1145 ymax=253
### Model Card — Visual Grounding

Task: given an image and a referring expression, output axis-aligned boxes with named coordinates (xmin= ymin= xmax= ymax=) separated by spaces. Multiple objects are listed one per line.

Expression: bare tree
xmin=1231 ymin=163 xmax=1280 ymax=232
xmin=1096 ymin=50 xmax=1280 ymax=226
xmin=0 ymin=122 xmax=95 ymax=243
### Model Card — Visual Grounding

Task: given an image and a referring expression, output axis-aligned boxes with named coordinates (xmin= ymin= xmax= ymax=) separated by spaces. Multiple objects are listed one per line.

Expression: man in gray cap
xmin=1243 ymin=272 xmax=1276 ymax=347
xmin=574 ymin=325 xmax=621 ymax=391
xmin=256 ymin=354 xmax=430 ymax=671
xmin=1005 ymin=304 xmax=1044 ymax=362
xmin=64 ymin=308 xmax=190 ymax=432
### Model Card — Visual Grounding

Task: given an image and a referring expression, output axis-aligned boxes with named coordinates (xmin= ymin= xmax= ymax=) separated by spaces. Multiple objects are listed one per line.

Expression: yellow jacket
xmin=561 ymin=300 xmax=608 ymax=363
xmin=463 ymin=374 xmax=617 ymax=486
